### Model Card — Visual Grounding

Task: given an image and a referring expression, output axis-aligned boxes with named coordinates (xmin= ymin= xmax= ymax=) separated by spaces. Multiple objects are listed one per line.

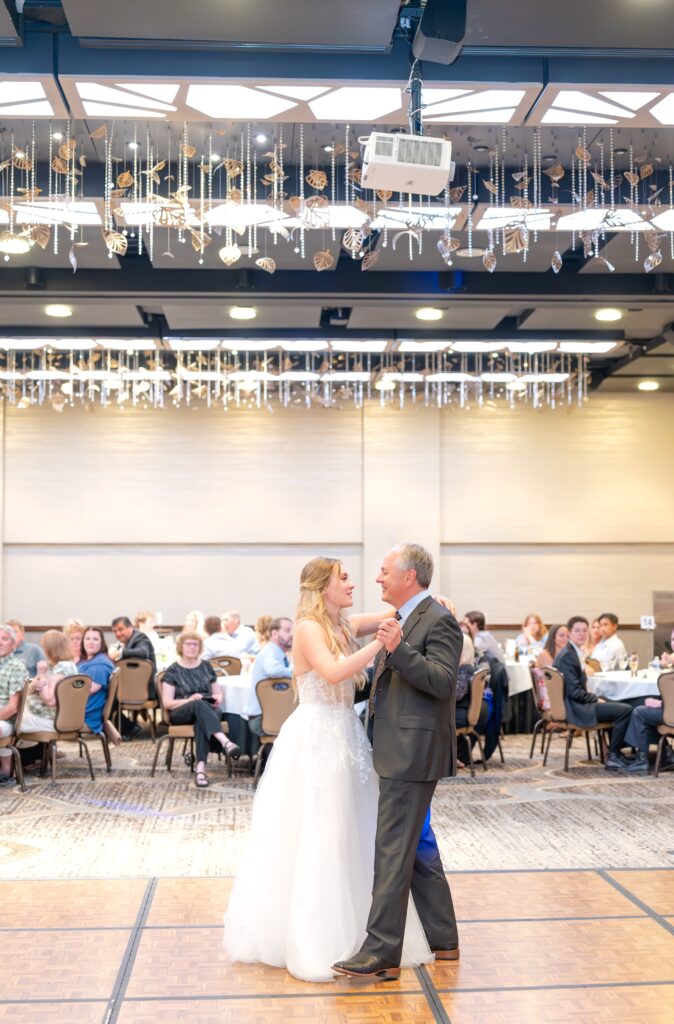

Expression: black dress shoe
xmin=332 ymin=952 xmax=401 ymax=981
xmin=431 ymin=944 xmax=460 ymax=961
xmin=605 ymin=752 xmax=631 ymax=771
xmin=659 ymin=746 xmax=674 ymax=771
xmin=619 ymin=752 xmax=649 ymax=775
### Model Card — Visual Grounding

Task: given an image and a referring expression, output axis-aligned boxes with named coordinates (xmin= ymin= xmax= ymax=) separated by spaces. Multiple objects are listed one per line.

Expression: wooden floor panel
xmin=125 ymin=927 xmax=422 ymax=999
xmin=0 ymin=878 xmax=147 ymax=928
xmin=1 ymin=928 xmax=130 ymax=1000
xmin=147 ymin=877 xmax=234 ymax=926
xmin=441 ymin=984 xmax=674 ymax=1024
xmin=428 ymin=918 xmax=674 ymax=991
xmin=446 ymin=870 xmax=641 ymax=920
xmin=0 ymin=1003 xmax=108 ymax=1024
xmin=608 ymin=871 xmax=674 ymax=916
xmin=117 ymin=995 xmax=435 ymax=1023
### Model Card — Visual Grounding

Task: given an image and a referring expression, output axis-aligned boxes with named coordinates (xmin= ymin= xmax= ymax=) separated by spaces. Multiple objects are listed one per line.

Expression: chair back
xmin=209 ymin=655 xmax=242 ymax=677
xmin=153 ymin=671 xmax=170 ymax=726
xmin=585 ymin=657 xmax=602 ymax=673
xmin=12 ymin=680 xmax=32 ymax=735
xmin=658 ymin=670 xmax=674 ymax=728
xmin=114 ymin=659 xmax=154 ymax=703
xmin=53 ymin=675 xmax=92 ymax=733
xmin=256 ymin=677 xmax=296 ymax=737
xmin=466 ymin=668 xmax=488 ymax=728
xmin=101 ymin=673 xmax=118 ymax=727
xmin=530 ymin=667 xmax=551 ymax=712
xmin=541 ymin=667 xmax=566 ymax=722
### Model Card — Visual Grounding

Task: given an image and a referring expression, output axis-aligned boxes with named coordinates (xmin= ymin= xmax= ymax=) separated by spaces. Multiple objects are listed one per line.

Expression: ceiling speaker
xmin=412 ymin=0 xmax=467 ymax=65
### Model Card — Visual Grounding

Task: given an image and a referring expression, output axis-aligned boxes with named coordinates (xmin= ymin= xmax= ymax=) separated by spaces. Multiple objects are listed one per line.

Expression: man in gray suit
xmin=333 ymin=543 xmax=463 ymax=981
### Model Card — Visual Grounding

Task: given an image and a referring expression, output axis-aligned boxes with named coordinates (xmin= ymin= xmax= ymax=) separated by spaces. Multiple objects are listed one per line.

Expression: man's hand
xmin=377 ymin=618 xmax=403 ymax=654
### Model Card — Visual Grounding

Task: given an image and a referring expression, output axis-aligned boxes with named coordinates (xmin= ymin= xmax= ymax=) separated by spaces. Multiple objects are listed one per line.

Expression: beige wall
xmin=1 ymin=395 xmax=673 ymax=633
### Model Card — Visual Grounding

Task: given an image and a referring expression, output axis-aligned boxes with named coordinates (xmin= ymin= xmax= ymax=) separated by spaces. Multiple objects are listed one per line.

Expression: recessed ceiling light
xmin=321 ymin=371 xmax=371 ymax=382
xmin=52 ymin=132 xmax=63 ymax=141
xmin=507 ymin=341 xmax=558 ymax=354
xmin=520 ymin=372 xmax=570 ymax=383
xmin=594 ymin=308 xmax=623 ymax=322
xmin=613 ymin=147 xmax=628 ymax=156
xmin=281 ymin=340 xmax=328 ymax=352
xmin=375 ymin=378 xmax=397 ymax=392
xmin=481 ymin=372 xmax=517 ymax=383
xmin=455 ymin=247 xmax=486 ymax=258
xmin=541 ymin=154 xmax=557 ymax=162
xmin=255 ymin=134 xmax=268 ymax=144
xmin=472 ymin=144 xmax=489 ymax=152
xmin=399 ymin=340 xmax=450 ymax=352
xmin=426 ymin=371 xmax=477 ymax=383
xmin=14 ymin=150 xmax=25 ymax=159
xmin=229 ymin=306 xmax=257 ymax=321
xmin=279 ymin=370 xmax=320 ymax=382
xmin=44 ymin=304 xmax=73 ymax=318
xmin=323 ymin=145 xmax=334 ymax=153
xmin=452 ymin=341 xmax=506 ymax=353
xmin=0 ymin=231 xmax=32 ymax=255
xmin=415 ymin=307 xmax=443 ymax=322
xmin=330 ymin=340 xmax=388 ymax=353
xmin=638 ymin=380 xmax=660 ymax=391
xmin=210 ymin=152 xmax=220 ymax=162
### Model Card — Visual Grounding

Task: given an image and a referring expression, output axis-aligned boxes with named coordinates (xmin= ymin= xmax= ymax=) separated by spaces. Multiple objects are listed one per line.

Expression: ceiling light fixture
xmin=128 ymin=141 xmax=140 ymax=150
xmin=228 ymin=306 xmax=257 ymax=321
xmin=255 ymin=134 xmax=268 ymax=144
xmin=415 ymin=307 xmax=443 ymax=322
xmin=44 ymin=304 xmax=73 ymax=318
xmin=594 ymin=308 xmax=623 ymax=322
xmin=638 ymin=380 xmax=660 ymax=391
xmin=52 ymin=132 xmax=63 ymax=141
xmin=0 ymin=231 xmax=32 ymax=255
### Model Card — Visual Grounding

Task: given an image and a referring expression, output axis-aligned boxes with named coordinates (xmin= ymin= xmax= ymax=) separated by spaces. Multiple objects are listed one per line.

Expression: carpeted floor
xmin=0 ymin=732 xmax=672 ymax=878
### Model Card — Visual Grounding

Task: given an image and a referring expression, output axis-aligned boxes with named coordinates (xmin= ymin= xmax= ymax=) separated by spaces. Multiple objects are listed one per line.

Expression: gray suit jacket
xmin=371 ymin=596 xmax=463 ymax=782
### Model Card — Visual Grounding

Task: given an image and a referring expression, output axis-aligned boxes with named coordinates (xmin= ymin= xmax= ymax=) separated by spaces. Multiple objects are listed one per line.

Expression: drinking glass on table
xmin=628 ymin=653 xmax=639 ymax=677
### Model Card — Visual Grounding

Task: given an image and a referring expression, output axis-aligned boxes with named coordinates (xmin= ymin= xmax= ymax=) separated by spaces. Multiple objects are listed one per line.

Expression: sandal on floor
xmin=195 ymin=771 xmax=209 ymax=788
xmin=224 ymin=741 xmax=241 ymax=761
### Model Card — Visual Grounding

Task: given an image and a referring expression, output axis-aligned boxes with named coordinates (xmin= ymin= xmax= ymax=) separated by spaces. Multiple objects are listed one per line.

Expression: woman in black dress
xmin=161 ymin=631 xmax=240 ymax=787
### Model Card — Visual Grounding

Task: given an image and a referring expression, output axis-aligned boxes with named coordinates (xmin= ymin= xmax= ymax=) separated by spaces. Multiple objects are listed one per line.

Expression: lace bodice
xmin=296 ymin=669 xmax=355 ymax=711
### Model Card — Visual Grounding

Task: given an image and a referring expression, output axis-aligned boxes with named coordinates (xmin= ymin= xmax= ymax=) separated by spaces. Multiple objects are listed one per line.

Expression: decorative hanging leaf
xmin=333 ymin=143 xmax=346 ymax=156
xmin=267 ymin=223 xmax=289 ymax=240
xmin=288 ymin=195 xmax=302 ymax=214
xmin=228 ymin=187 xmax=242 ymax=204
xmin=624 ymin=171 xmax=640 ymax=187
xmin=483 ymin=180 xmax=499 ymax=195
xmin=504 ymin=226 xmax=529 ymax=254
xmin=180 ymin=143 xmax=197 ymax=158
xmin=551 ymin=250 xmax=563 ymax=274
xmin=634 ymin=152 xmax=647 ymax=164
xmin=580 ymin=229 xmax=598 ymax=258
xmin=376 ymin=188 xmax=393 ymax=203
xmin=52 ymin=156 xmax=69 ymax=174
xmin=448 ymin=185 xmax=466 ymax=202
xmin=512 ymin=170 xmax=529 ymax=182
xmin=342 ymin=227 xmax=366 ymax=253
xmin=68 ymin=245 xmax=78 ymax=274
xmin=640 ymin=163 xmax=654 ymax=180
xmin=482 ymin=249 xmax=497 ymax=273
xmin=218 ymin=243 xmax=241 ymax=266
xmin=255 ymin=256 xmax=276 ymax=274
xmin=437 ymin=235 xmax=460 ymax=263
xmin=116 ymin=171 xmax=134 ymax=188
xmin=103 ymin=230 xmax=128 ymax=256
xmin=190 ymin=229 xmax=211 ymax=252
xmin=29 ymin=224 xmax=51 ymax=250
xmin=598 ymin=257 xmax=615 ymax=272
xmin=591 ymin=171 xmax=610 ymax=189
xmin=644 ymin=251 xmax=662 ymax=273
xmin=305 ymin=169 xmax=327 ymax=190
xmin=348 ymin=166 xmax=362 ymax=185
xmin=585 ymin=190 xmax=595 ymax=207
xmin=0 ymin=159 xmax=10 ymax=172
xmin=89 ymin=123 xmax=108 ymax=139
xmin=544 ymin=162 xmax=565 ymax=184
xmin=59 ymin=140 xmax=77 ymax=159
xmin=13 ymin=153 xmax=33 ymax=171
xmin=110 ymin=187 xmax=128 ymax=198
xmin=305 ymin=194 xmax=329 ymax=210
xmin=361 ymin=251 xmax=380 ymax=270
xmin=79 ymin=155 xmax=87 ymax=169
xmin=514 ymin=176 xmax=533 ymax=190
xmin=313 ymin=249 xmax=335 ymax=271
xmin=510 ymin=195 xmax=532 ymax=210
xmin=644 ymin=229 xmax=665 ymax=253
xmin=391 ymin=228 xmax=422 ymax=252
xmin=223 ymin=158 xmax=243 ymax=178
xmin=575 ymin=146 xmax=591 ymax=164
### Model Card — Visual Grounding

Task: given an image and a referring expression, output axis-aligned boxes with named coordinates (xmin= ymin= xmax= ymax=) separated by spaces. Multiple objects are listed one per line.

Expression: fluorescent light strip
xmin=398 ymin=340 xmax=451 ymax=353
xmin=330 ymin=340 xmax=388 ymax=353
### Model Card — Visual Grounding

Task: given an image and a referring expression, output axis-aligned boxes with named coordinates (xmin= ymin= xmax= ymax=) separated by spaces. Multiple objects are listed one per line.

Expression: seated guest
xmin=585 ymin=619 xmax=602 ymax=656
xmin=592 ymin=613 xmax=628 ymax=671
xmin=463 ymin=610 xmax=504 ymax=663
xmin=110 ymin=616 xmax=157 ymax=739
xmin=248 ymin=617 xmax=293 ymax=736
xmin=220 ymin=610 xmax=260 ymax=656
xmin=255 ymin=614 xmax=273 ymax=647
xmin=78 ymin=627 xmax=115 ymax=735
xmin=134 ymin=611 xmax=162 ymax=653
xmin=516 ymin=613 xmax=547 ymax=656
xmin=21 ymin=630 xmax=78 ymax=735
xmin=63 ymin=618 xmax=85 ymax=664
xmin=455 ymin=635 xmax=488 ymax=764
xmin=619 ymin=700 xmax=674 ymax=774
xmin=161 ymin=632 xmax=240 ymax=787
xmin=7 ymin=619 xmax=45 ymax=677
xmin=202 ymin=615 xmax=234 ymax=660
xmin=0 ymin=625 xmax=28 ymax=786
xmin=183 ymin=610 xmax=206 ymax=637
xmin=554 ymin=616 xmax=633 ymax=771
xmin=660 ymin=628 xmax=674 ymax=668
xmin=536 ymin=624 xmax=569 ymax=670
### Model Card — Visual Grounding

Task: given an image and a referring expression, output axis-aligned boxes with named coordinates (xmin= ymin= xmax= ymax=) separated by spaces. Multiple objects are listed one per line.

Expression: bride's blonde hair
xmin=296 ymin=556 xmax=367 ymax=688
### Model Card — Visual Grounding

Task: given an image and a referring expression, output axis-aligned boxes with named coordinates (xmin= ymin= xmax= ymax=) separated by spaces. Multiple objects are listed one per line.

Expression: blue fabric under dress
xmin=78 ymin=653 xmax=115 ymax=732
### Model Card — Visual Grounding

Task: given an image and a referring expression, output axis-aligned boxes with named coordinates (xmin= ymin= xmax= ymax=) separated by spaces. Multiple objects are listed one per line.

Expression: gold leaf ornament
xmin=116 ymin=171 xmax=134 ymax=188
xmin=348 ymin=166 xmax=362 ymax=185
xmin=544 ymin=163 xmax=565 ymax=184
xmin=52 ymin=156 xmax=69 ymax=175
xmin=89 ymin=124 xmax=108 ymax=139
xmin=504 ymin=226 xmax=529 ymax=254
xmin=448 ymin=185 xmax=466 ymax=202
xmin=255 ymin=257 xmax=276 ymax=274
xmin=510 ymin=195 xmax=532 ymax=210
xmin=575 ymin=146 xmax=591 ymax=165
xmin=103 ymin=230 xmax=128 ymax=256
xmin=313 ymin=249 xmax=334 ymax=272
xmin=483 ymin=179 xmax=499 ymax=195
xmin=551 ymin=250 xmax=563 ymax=274
xmin=59 ymin=140 xmax=77 ymax=159
xmin=342 ymin=228 xmax=365 ymax=253
xmin=190 ymin=229 xmax=211 ymax=252
xmin=305 ymin=169 xmax=327 ymax=190
xmin=644 ymin=229 xmax=664 ymax=253
xmin=218 ymin=244 xmax=241 ymax=267
xmin=482 ymin=249 xmax=497 ymax=273
xmin=29 ymin=224 xmax=51 ymax=250
xmin=624 ymin=171 xmax=640 ymax=187
xmin=640 ymin=163 xmax=654 ymax=180
xmin=361 ymin=251 xmax=380 ymax=270
xmin=223 ymin=158 xmax=243 ymax=178
xmin=644 ymin=251 xmax=662 ymax=273
xmin=376 ymin=188 xmax=393 ymax=203
xmin=180 ymin=143 xmax=197 ymax=158
xmin=13 ymin=152 xmax=33 ymax=171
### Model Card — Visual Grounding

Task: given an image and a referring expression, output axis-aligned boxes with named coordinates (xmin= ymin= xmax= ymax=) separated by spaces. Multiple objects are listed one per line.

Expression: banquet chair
xmin=209 ymin=655 xmax=242 ymax=677
xmin=0 ymin=681 xmax=29 ymax=792
xmin=17 ymin=675 xmax=95 ymax=783
xmin=654 ymin=670 xmax=674 ymax=777
xmin=81 ymin=674 xmax=118 ymax=772
xmin=540 ymin=667 xmax=612 ymax=772
xmin=150 ymin=670 xmax=232 ymax=777
xmin=456 ymin=667 xmax=488 ymax=778
xmin=529 ymin=666 xmax=553 ymax=758
xmin=112 ymin=658 xmax=157 ymax=741
xmin=586 ymin=657 xmax=602 ymax=673
xmin=253 ymin=677 xmax=296 ymax=788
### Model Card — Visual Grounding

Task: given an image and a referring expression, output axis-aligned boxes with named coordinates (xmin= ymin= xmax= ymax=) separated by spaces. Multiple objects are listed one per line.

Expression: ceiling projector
xmin=361 ymin=132 xmax=455 ymax=196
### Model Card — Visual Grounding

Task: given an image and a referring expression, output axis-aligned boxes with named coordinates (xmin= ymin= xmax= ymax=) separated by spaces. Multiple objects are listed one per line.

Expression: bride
xmin=223 ymin=556 xmax=433 ymax=982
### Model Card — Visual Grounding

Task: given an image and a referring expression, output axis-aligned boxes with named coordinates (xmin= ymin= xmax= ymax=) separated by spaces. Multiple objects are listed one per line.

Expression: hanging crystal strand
xmin=522 ymin=148 xmax=529 ymax=263
xmin=246 ymin=122 xmax=253 ymax=258
xmin=252 ymin=151 xmax=258 ymax=256
xmin=492 ymin=141 xmax=499 ymax=250
xmin=501 ymin=127 xmax=507 ymax=255
xmin=330 ymin=141 xmax=336 ymax=242
xmin=299 ymin=121 xmax=306 ymax=259
xmin=532 ymin=127 xmax=538 ymax=243
xmin=466 ymin=161 xmax=473 ymax=256
xmin=669 ymin=165 xmax=673 ymax=259
xmin=571 ymin=153 xmax=576 ymax=253
xmin=408 ymin=192 xmax=413 ymax=261
xmin=629 ymin=143 xmax=639 ymax=262
xmin=198 ymin=145 xmax=205 ymax=264
xmin=148 ymin=133 xmax=155 ymax=263
xmin=104 ymin=128 xmax=113 ymax=259
xmin=609 ymin=128 xmax=616 ymax=215
xmin=599 ymin=139 xmax=605 ymax=220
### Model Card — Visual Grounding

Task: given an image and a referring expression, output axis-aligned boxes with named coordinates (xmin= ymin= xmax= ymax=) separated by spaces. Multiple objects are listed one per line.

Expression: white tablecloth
xmin=505 ymin=660 xmax=533 ymax=696
xmin=218 ymin=674 xmax=256 ymax=718
xmin=587 ymin=671 xmax=660 ymax=702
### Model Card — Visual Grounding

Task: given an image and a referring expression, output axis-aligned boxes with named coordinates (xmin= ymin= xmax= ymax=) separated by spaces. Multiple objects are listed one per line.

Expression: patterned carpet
xmin=0 ymin=731 xmax=672 ymax=879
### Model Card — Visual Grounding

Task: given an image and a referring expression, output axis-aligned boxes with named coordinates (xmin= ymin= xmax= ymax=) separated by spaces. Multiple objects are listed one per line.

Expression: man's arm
xmin=259 ymin=646 xmax=292 ymax=679
xmin=0 ymin=689 xmax=20 ymax=722
xmin=558 ymin=653 xmax=596 ymax=704
xmin=386 ymin=614 xmax=463 ymax=701
xmin=122 ymin=635 xmax=154 ymax=662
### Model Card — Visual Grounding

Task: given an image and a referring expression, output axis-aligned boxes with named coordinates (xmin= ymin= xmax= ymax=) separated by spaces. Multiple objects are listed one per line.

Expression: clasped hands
xmin=377 ymin=618 xmax=403 ymax=653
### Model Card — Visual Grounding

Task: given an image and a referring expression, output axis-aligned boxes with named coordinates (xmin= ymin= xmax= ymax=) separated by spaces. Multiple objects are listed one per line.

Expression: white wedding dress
xmin=223 ymin=669 xmax=433 ymax=982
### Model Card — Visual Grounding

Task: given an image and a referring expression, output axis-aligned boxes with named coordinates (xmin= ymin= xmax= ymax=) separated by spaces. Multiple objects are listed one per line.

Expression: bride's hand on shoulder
xmin=434 ymin=594 xmax=457 ymax=616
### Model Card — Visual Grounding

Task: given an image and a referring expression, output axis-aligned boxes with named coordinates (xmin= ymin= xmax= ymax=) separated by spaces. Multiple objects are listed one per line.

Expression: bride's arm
xmin=349 ymin=609 xmax=396 ymax=638
xmin=294 ymin=620 xmax=383 ymax=685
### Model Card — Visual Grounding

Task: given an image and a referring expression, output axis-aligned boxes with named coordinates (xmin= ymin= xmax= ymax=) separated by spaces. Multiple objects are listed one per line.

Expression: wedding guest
xmin=64 ymin=618 xmax=85 ymax=664
xmin=586 ymin=619 xmax=602 ymax=654
xmin=134 ymin=611 xmax=162 ymax=653
xmin=202 ymin=616 xmax=233 ymax=660
xmin=536 ymin=624 xmax=569 ymax=669
xmin=659 ymin=628 xmax=674 ymax=668
xmin=554 ymin=616 xmax=633 ymax=772
xmin=592 ymin=613 xmax=628 ymax=671
xmin=619 ymin=700 xmax=674 ymax=774
xmin=255 ymin=615 xmax=273 ymax=647
xmin=78 ymin=627 xmax=115 ymax=734
xmin=160 ymin=631 xmax=240 ymax=787
xmin=455 ymin=635 xmax=488 ymax=764
xmin=183 ymin=610 xmax=206 ymax=637
xmin=220 ymin=610 xmax=260 ymax=656
xmin=110 ymin=616 xmax=157 ymax=739
xmin=21 ymin=630 xmax=78 ymax=735
xmin=515 ymin=613 xmax=546 ymax=655
xmin=0 ymin=625 xmax=28 ymax=787
xmin=463 ymin=611 xmax=504 ymax=663
xmin=248 ymin=617 xmax=293 ymax=736
xmin=7 ymin=619 xmax=44 ymax=677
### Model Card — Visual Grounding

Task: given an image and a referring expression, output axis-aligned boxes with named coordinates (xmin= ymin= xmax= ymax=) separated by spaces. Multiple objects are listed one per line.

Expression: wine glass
xmin=628 ymin=653 xmax=639 ymax=677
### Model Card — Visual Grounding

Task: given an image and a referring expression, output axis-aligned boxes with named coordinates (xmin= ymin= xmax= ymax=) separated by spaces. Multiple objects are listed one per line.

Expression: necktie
xmin=368 ymin=612 xmax=402 ymax=720
xmin=283 ymin=654 xmax=289 ymax=667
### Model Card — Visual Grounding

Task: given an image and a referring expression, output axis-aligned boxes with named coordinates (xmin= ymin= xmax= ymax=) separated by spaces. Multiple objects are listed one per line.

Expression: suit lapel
xmin=400 ymin=595 xmax=435 ymax=647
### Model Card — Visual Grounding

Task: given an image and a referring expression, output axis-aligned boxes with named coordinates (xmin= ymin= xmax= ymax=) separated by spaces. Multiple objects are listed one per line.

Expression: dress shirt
xmin=570 ymin=640 xmax=587 ymax=669
xmin=203 ymin=632 xmax=236 ymax=660
xmin=13 ymin=640 xmax=45 ymax=677
xmin=212 ymin=625 xmax=260 ymax=657
xmin=475 ymin=630 xmax=505 ymax=663
xmin=396 ymin=589 xmax=432 ymax=629
xmin=248 ymin=641 xmax=292 ymax=716
xmin=592 ymin=634 xmax=628 ymax=671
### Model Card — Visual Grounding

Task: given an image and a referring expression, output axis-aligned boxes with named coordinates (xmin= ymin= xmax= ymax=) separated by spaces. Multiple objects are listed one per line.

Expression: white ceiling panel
xmin=0 ymin=300 xmax=145 ymax=328
xmin=161 ymin=301 xmax=322 ymax=331
xmin=522 ymin=304 xmax=674 ymax=338
xmin=347 ymin=304 xmax=516 ymax=332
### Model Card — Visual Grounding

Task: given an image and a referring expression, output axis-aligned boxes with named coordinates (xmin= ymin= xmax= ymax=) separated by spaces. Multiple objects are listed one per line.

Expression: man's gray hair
xmin=393 ymin=543 xmax=434 ymax=589
xmin=0 ymin=624 xmax=17 ymax=645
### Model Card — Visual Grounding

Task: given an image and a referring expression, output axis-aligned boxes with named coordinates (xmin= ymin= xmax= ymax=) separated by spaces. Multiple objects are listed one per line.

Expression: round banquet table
xmin=587 ymin=670 xmax=660 ymax=702
xmin=505 ymin=660 xmax=533 ymax=696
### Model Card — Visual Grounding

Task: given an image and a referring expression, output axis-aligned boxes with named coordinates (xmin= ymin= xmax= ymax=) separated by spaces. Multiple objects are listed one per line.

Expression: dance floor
xmin=1 ymin=737 xmax=673 ymax=1022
